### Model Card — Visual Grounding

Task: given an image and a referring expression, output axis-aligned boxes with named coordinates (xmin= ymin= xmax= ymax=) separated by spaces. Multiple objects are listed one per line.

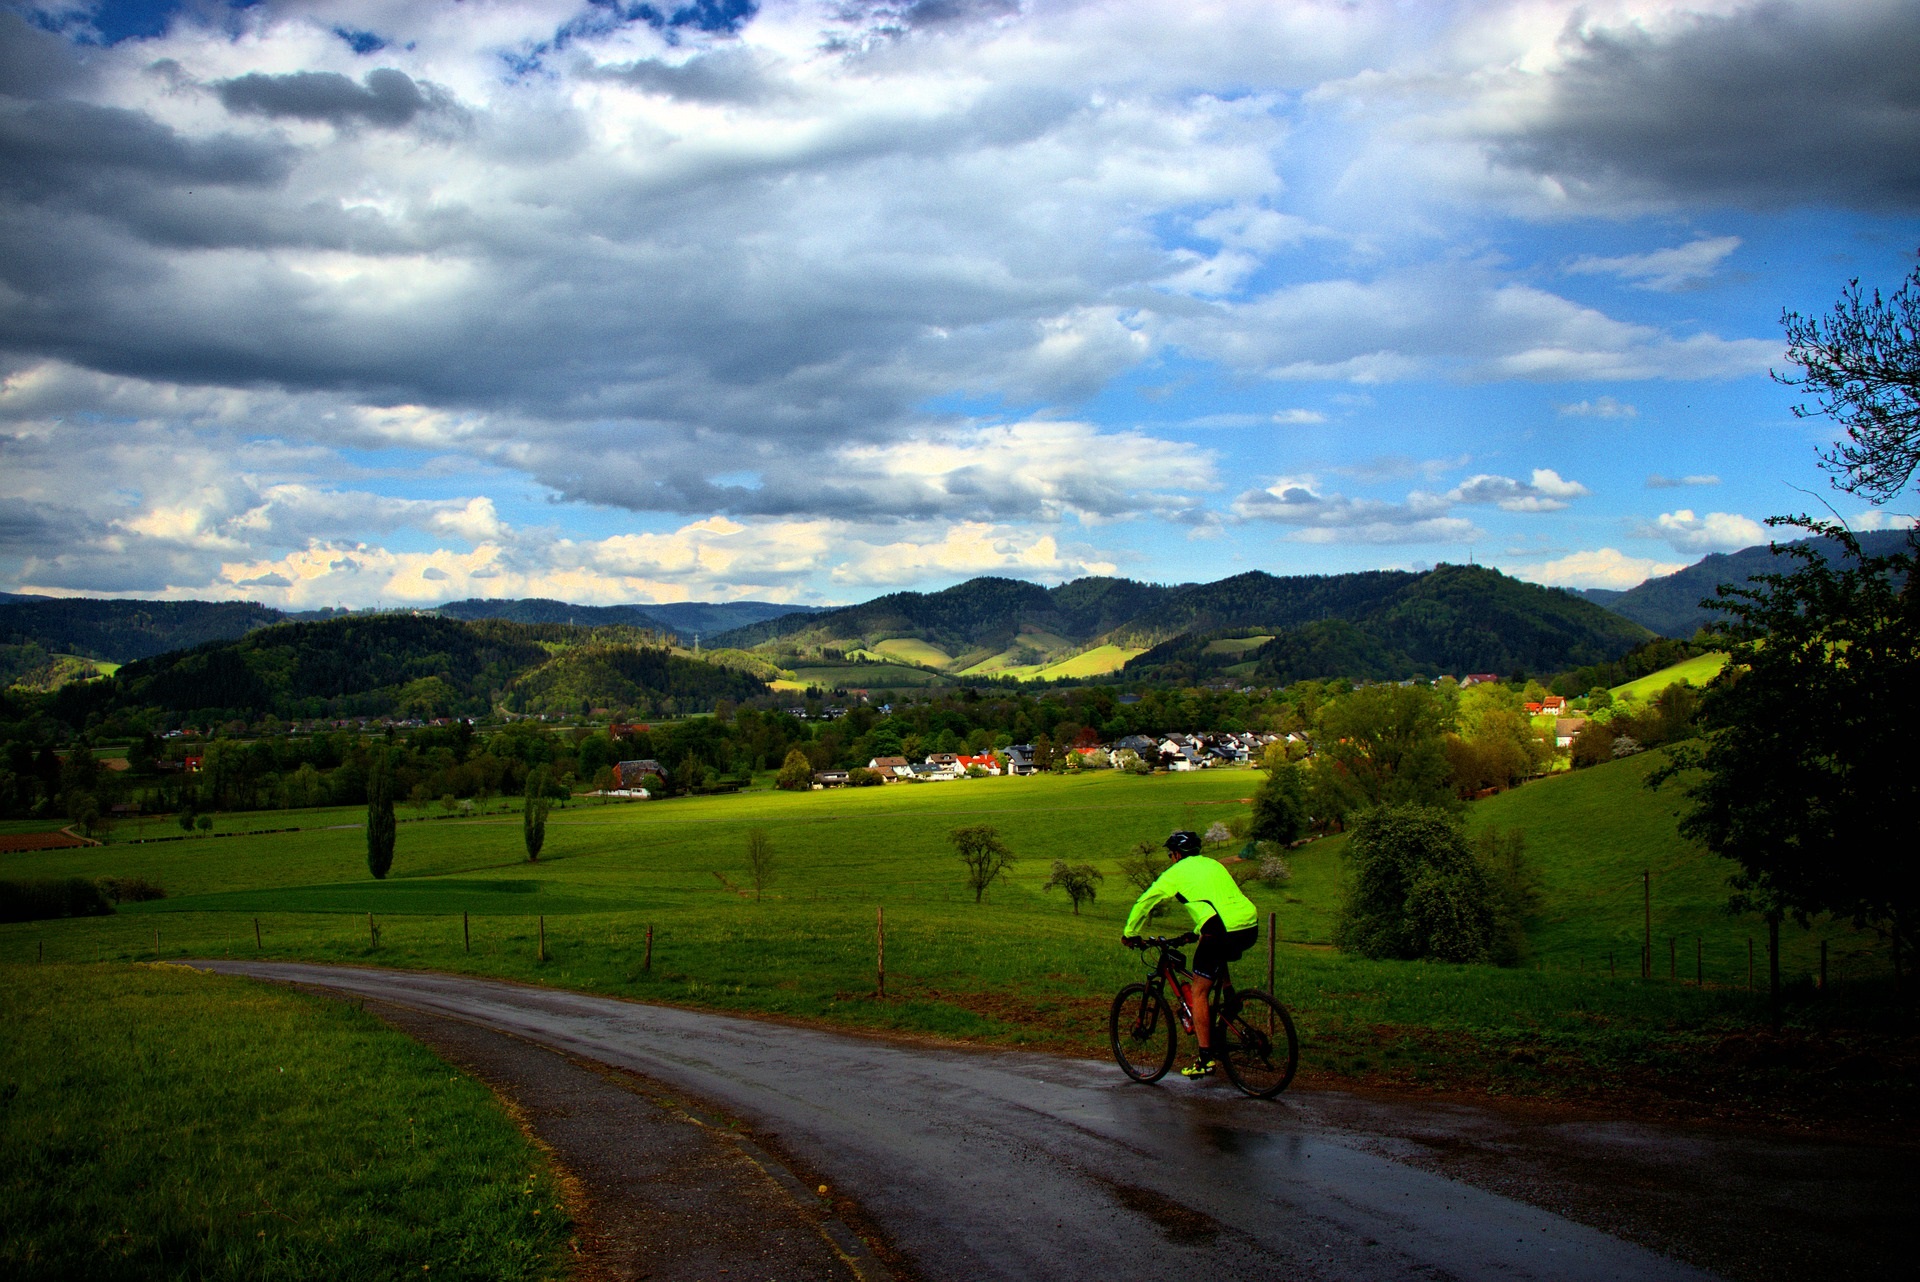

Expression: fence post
xmin=254 ymin=917 xmax=262 ymax=951
xmin=876 ymin=906 xmax=886 ymax=999
xmin=1267 ymin=911 xmax=1276 ymax=996
xmin=538 ymin=915 xmax=546 ymax=964
xmin=463 ymin=911 xmax=470 ymax=955
xmin=1642 ymin=870 xmax=1651 ymax=980
xmin=643 ymin=924 xmax=653 ymax=972
xmin=154 ymin=926 xmax=160 ymax=959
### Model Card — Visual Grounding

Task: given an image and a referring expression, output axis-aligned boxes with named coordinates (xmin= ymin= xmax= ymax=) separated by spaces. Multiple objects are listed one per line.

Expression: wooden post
xmin=1642 ymin=870 xmax=1651 ymax=980
xmin=1820 ymin=939 xmax=1828 ymax=991
xmin=643 ymin=925 xmax=653 ymax=972
xmin=463 ymin=911 xmax=470 ymax=954
xmin=254 ymin=917 xmax=262 ymax=951
xmin=1768 ymin=917 xmax=1781 ymax=1031
xmin=368 ymin=912 xmax=376 ymax=950
xmin=538 ymin=915 xmax=546 ymax=963
xmin=876 ymin=906 xmax=886 ymax=999
xmin=1267 ymin=911 xmax=1276 ymax=996
xmin=154 ymin=926 xmax=160 ymax=958
xmin=38 ymin=940 xmax=43 ymax=963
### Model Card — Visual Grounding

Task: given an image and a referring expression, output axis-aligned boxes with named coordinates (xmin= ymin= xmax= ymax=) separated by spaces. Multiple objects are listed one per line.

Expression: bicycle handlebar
xmin=1125 ymin=932 xmax=1197 ymax=949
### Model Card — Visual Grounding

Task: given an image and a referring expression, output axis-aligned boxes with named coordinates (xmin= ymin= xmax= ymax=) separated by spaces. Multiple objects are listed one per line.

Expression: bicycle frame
xmin=1132 ymin=934 xmax=1234 ymax=1039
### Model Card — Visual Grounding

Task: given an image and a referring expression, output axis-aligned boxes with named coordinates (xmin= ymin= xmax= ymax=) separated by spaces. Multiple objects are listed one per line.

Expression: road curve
xmin=195 ymin=961 xmax=1716 ymax=1282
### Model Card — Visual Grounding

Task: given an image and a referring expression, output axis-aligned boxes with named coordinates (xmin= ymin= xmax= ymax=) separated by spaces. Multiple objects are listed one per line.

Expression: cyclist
xmin=1122 ymin=830 xmax=1260 ymax=1079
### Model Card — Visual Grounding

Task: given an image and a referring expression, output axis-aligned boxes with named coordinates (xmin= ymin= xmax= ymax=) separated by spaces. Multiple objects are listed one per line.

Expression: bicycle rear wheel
xmin=1109 ymin=983 xmax=1176 ymax=1082
xmin=1218 ymin=989 xmax=1298 ymax=1098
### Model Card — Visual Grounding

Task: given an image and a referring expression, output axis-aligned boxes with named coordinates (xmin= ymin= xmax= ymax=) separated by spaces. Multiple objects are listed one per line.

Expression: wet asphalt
xmin=191 ymin=961 xmax=1731 ymax=1281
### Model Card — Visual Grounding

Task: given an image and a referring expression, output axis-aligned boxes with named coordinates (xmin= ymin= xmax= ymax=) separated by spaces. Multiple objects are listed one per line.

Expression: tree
xmin=950 ymin=824 xmax=1015 ymax=903
xmin=1777 ymin=253 xmax=1920 ymax=501
xmin=523 ymin=765 xmax=552 ymax=861
xmin=1042 ymin=860 xmax=1102 ymax=914
xmin=776 ymin=748 xmax=814 ymax=791
xmin=1248 ymin=762 xmax=1307 ymax=845
xmin=1656 ymin=519 xmax=1920 ymax=976
xmin=1313 ymin=684 xmax=1454 ymax=815
xmin=744 ymin=828 xmax=775 ymax=901
xmin=1335 ymin=805 xmax=1502 ymax=964
xmin=366 ymin=750 xmax=396 ymax=880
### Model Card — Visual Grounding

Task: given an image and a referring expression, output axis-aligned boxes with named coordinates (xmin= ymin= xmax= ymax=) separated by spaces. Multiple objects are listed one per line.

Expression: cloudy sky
xmin=3 ymin=0 xmax=1917 ymax=607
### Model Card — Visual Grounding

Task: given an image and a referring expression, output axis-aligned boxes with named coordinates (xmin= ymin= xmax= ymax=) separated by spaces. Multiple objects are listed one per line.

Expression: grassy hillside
xmin=0 ymin=964 xmax=569 ymax=1281
xmin=3 ymin=767 xmax=1902 ymax=1121
xmin=1612 ymin=652 xmax=1729 ymax=700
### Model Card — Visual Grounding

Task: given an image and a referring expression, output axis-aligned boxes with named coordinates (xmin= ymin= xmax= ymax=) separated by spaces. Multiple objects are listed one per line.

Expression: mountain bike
xmin=1110 ymin=933 xmax=1298 ymax=1098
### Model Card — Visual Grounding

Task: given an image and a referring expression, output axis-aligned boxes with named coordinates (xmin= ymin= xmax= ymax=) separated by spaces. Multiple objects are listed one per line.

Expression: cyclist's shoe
xmin=1180 ymin=1055 xmax=1217 ymax=1079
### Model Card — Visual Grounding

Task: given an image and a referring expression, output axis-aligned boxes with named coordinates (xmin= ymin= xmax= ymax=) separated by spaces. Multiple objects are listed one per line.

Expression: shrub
xmin=846 ymin=766 xmax=884 ymax=787
xmin=1335 ymin=805 xmax=1504 ymax=964
xmin=95 ymin=876 xmax=165 ymax=904
xmin=776 ymin=748 xmax=813 ymax=791
xmin=1255 ymin=846 xmax=1292 ymax=886
xmin=0 ymin=878 xmax=115 ymax=924
xmin=1249 ymin=763 xmax=1307 ymax=844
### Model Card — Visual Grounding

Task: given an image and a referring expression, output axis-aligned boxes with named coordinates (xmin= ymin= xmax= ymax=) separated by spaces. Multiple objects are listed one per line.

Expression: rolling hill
xmin=56 ymin=615 xmax=767 ymax=722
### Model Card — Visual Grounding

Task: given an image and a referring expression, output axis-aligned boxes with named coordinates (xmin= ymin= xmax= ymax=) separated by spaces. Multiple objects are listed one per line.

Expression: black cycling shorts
xmin=1190 ymin=918 xmax=1258 ymax=982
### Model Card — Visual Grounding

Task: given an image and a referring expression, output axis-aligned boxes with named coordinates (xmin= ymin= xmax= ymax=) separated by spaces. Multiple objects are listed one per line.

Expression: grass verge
xmin=0 ymin=963 xmax=571 ymax=1281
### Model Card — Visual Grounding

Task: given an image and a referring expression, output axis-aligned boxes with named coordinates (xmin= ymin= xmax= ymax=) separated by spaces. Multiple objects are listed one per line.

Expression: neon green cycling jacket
xmin=1123 ymin=855 xmax=1259 ymax=937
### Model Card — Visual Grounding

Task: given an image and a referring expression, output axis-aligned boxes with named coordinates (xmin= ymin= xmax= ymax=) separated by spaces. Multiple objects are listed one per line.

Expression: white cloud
xmin=1645 ymin=509 xmax=1768 ymax=553
xmin=1449 ymin=468 xmax=1590 ymax=513
xmin=1566 ymin=237 xmax=1742 ymax=292
xmin=1231 ymin=475 xmax=1480 ymax=545
xmin=1558 ymin=396 xmax=1637 ymax=418
xmin=1646 ymin=473 xmax=1720 ymax=489
xmin=1510 ymin=547 xmax=1687 ymax=590
xmin=1853 ymin=510 xmax=1918 ymax=532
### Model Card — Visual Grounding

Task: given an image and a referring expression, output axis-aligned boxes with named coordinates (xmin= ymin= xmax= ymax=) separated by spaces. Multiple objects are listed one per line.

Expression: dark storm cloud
xmin=216 ymin=68 xmax=431 ymax=128
xmin=0 ymin=97 xmax=289 ymax=191
xmin=0 ymin=11 xmax=89 ymax=99
xmin=1495 ymin=0 xmax=1920 ymax=210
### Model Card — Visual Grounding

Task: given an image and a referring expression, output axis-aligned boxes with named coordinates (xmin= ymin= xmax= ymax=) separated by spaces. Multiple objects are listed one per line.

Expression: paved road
xmin=197 ymin=961 xmax=1716 ymax=1282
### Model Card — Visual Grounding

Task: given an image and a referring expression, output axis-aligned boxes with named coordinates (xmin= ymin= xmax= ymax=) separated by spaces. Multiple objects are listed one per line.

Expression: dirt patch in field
xmin=0 ymin=831 xmax=92 ymax=852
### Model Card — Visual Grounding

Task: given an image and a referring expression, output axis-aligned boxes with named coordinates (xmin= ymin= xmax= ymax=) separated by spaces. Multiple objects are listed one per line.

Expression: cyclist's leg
xmin=1188 ymin=919 xmax=1227 ymax=1057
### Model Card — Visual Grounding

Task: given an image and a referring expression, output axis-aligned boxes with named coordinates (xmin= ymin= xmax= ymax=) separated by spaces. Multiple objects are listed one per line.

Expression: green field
xmin=867 ymin=638 xmax=954 ymax=667
xmin=1 ymin=765 xmax=1903 ymax=1117
xmin=787 ymin=662 xmax=947 ymax=687
xmin=974 ymin=643 xmax=1146 ymax=681
xmin=1204 ymin=636 xmax=1273 ymax=655
xmin=1 ymin=963 xmax=568 ymax=1281
xmin=1612 ymin=652 xmax=1729 ymax=701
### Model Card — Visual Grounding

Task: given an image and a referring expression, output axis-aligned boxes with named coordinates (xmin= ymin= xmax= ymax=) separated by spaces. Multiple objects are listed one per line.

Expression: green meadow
xmin=1611 ymin=651 xmax=1729 ymax=700
xmin=0 ymin=963 xmax=570 ymax=1282
xmin=1 ymin=764 xmax=1905 ymax=1116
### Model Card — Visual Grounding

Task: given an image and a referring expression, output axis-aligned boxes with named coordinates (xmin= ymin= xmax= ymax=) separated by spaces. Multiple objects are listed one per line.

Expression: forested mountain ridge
xmin=0 ymin=598 xmax=284 ymax=662
xmin=54 ymin=615 xmax=767 ymax=724
xmin=1588 ymin=529 xmax=1912 ymax=637
xmin=1121 ymin=565 xmax=1652 ymax=683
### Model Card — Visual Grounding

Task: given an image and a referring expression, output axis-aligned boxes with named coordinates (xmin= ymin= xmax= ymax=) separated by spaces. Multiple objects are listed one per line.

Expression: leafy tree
xmin=776 ymin=748 xmax=814 ymax=791
xmin=744 ymin=828 xmax=775 ymax=901
xmin=1042 ymin=860 xmax=1102 ymax=914
xmin=1248 ymin=762 xmax=1307 ymax=845
xmin=1657 ymin=519 xmax=1920 ymax=972
xmin=951 ymin=824 xmax=1015 ymax=903
xmin=366 ymin=750 xmax=395 ymax=880
xmin=1335 ymin=805 xmax=1501 ymax=964
xmin=1777 ymin=254 xmax=1920 ymax=501
xmin=523 ymin=765 xmax=552 ymax=862
xmin=1313 ymin=684 xmax=1453 ymax=815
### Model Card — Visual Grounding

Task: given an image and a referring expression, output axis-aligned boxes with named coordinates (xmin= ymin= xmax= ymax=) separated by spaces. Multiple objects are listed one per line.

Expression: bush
xmin=0 ymin=877 xmax=115 ymax=923
xmin=1249 ymin=763 xmax=1307 ymax=844
xmin=1335 ymin=805 xmax=1503 ymax=964
xmin=846 ymin=766 xmax=884 ymax=787
xmin=776 ymin=748 xmax=813 ymax=791
xmin=95 ymin=876 xmax=165 ymax=904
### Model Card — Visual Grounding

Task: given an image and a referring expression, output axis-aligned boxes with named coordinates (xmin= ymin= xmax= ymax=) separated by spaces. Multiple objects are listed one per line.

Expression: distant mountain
xmin=1597 ymin=530 xmax=1912 ymax=637
xmin=64 ymin=615 xmax=766 ymax=722
xmin=1123 ymin=565 xmax=1652 ymax=684
xmin=640 ymin=600 xmax=829 ymax=636
xmin=0 ymin=598 xmax=284 ymax=662
xmin=432 ymin=598 xmax=672 ymax=630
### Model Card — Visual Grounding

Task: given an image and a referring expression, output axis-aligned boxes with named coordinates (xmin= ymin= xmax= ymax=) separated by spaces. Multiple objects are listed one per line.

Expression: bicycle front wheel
xmin=1219 ymin=989 xmax=1299 ymax=1098
xmin=1109 ymin=982 xmax=1176 ymax=1082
